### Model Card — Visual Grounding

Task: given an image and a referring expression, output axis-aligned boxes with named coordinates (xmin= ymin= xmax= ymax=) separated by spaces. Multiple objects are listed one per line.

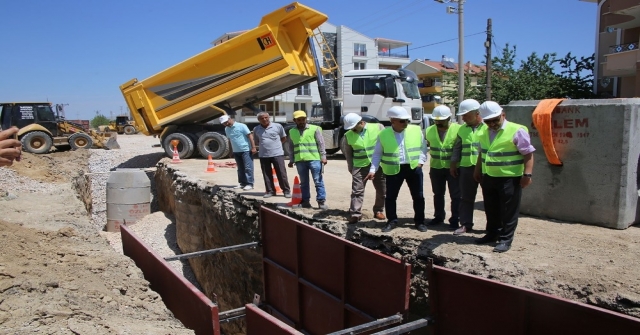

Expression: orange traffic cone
xmin=287 ymin=176 xmax=302 ymax=206
xmin=272 ymin=168 xmax=283 ymax=194
xmin=205 ymin=155 xmax=217 ymax=173
xmin=171 ymin=146 xmax=181 ymax=164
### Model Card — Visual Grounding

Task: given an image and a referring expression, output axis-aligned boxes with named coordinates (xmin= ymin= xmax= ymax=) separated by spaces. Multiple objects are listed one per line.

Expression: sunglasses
xmin=393 ymin=119 xmax=409 ymax=123
xmin=484 ymin=117 xmax=501 ymax=125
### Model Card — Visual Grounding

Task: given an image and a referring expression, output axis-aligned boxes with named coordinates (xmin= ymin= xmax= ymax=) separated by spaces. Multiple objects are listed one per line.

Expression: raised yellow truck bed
xmin=119 ymin=2 xmax=328 ymax=159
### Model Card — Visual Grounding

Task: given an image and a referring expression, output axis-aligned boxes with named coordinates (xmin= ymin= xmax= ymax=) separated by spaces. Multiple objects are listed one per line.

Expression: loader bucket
xmin=90 ymin=130 xmax=120 ymax=150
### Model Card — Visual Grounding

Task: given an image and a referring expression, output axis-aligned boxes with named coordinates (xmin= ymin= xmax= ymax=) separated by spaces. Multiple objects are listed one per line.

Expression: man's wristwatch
xmin=523 ymin=173 xmax=532 ymax=178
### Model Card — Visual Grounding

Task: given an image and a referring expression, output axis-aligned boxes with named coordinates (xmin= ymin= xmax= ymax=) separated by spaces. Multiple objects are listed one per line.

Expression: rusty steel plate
xmin=258 ymin=207 xmax=411 ymax=334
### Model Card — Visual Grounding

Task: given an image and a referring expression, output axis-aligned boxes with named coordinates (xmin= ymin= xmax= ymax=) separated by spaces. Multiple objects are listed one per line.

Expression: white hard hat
xmin=457 ymin=99 xmax=481 ymax=116
xmin=343 ymin=113 xmax=362 ymax=130
xmin=219 ymin=115 xmax=230 ymax=123
xmin=386 ymin=106 xmax=411 ymax=120
xmin=431 ymin=105 xmax=452 ymax=120
xmin=479 ymin=101 xmax=502 ymax=120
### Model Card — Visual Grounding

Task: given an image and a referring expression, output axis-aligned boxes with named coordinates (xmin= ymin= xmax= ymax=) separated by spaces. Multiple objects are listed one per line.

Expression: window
xmin=35 ymin=105 xmax=56 ymax=122
xmin=296 ymin=84 xmax=311 ymax=96
xmin=354 ymin=43 xmax=366 ymax=57
xmin=293 ymin=103 xmax=306 ymax=112
xmin=258 ymin=104 xmax=266 ymax=112
xmin=422 ymin=78 xmax=442 ymax=87
xmin=352 ymin=78 xmax=386 ymax=96
xmin=354 ymin=62 xmax=366 ymax=70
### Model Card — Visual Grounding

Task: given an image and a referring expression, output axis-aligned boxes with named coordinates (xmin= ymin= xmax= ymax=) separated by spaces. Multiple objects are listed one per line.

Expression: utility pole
xmin=434 ymin=0 xmax=465 ymax=103
xmin=485 ymin=18 xmax=492 ymax=101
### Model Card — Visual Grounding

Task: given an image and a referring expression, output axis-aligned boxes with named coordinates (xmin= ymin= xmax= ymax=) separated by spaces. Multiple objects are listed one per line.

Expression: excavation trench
xmin=72 ymin=157 xmax=640 ymax=334
xmin=152 ymin=161 xmax=433 ymax=334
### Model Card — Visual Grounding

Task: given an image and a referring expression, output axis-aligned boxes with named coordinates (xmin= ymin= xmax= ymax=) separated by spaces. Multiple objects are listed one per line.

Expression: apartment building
xmin=583 ymin=0 xmax=640 ymax=97
xmin=405 ymin=57 xmax=485 ymax=113
xmin=210 ymin=23 xmax=411 ymax=122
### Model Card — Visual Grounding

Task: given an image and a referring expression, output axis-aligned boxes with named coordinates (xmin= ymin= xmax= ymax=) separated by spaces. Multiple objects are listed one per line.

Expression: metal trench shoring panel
xmin=120 ymin=224 xmax=221 ymax=335
xmin=257 ymin=207 xmax=411 ymax=335
xmin=427 ymin=259 xmax=640 ymax=335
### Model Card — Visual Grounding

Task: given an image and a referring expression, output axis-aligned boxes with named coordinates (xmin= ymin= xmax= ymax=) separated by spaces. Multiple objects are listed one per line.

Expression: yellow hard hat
xmin=293 ymin=110 xmax=307 ymax=119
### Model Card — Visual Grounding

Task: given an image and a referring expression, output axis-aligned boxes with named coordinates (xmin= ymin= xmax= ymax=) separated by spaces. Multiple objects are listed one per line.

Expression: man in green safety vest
xmin=425 ymin=105 xmax=461 ymax=229
xmin=287 ymin=110 xmax=328 ymax=209
xmin=474 ymin=101 xmax=535 ymax=253
xmin=367 ymin=106 xmax=429 ymax=233
xmin=450 ymin=99 xmax=485 ymax=235
xmin=342 ymin=113 xmax=386 ymax=224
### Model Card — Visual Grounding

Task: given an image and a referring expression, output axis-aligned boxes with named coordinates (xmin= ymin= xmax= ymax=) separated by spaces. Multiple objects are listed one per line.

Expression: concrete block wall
xmin=504 ymin=99 xmax=640 ymax=229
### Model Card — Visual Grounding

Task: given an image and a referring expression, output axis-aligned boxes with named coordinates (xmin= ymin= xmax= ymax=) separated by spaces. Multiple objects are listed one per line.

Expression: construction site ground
xmin=1 ymin=134 xmax=639 ymax=334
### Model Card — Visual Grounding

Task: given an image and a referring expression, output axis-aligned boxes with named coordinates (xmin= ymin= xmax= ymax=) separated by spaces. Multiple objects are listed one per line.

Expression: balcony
xmin=602 ymin=43 xmax=640 ymax=77
xmin=418 ymin=78 xmax=443 ymax=94
xmin=603 ymin=0 xmax=640 ymax=29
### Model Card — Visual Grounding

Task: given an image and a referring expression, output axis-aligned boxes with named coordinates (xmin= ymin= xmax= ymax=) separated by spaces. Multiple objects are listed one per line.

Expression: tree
xmin=91 ymin=113 xmax=111 ymax=129
xmin=441 ymin=44 xmax=595 ymax=106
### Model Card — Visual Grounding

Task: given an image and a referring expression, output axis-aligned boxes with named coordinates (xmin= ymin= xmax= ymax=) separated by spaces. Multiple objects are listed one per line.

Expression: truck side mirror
xmin=385 ymin=77 xmax=396 ymax=98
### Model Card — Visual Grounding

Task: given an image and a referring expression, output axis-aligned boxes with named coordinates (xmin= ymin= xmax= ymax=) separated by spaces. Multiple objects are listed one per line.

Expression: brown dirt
xmin=9 ymin=150 xmax=90 ymax=183
xmin=0 ymin=150 xmax=193 ymax=334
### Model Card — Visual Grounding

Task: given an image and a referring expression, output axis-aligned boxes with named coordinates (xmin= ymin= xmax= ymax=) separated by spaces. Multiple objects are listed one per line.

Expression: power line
xmin=409 ymin=31 xmax=486 ymax=51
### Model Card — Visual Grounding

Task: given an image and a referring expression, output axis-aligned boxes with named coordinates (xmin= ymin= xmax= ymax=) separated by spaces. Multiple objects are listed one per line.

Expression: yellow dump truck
xmin=120 ymin=2 xmax=329 ymax=159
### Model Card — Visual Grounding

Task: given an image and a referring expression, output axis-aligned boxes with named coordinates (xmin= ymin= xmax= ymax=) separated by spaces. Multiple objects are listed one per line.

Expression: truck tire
xmin=21 ymin=131 xmax=53 ymax=154
xmin=124 ymin=125 xmax=136 ymax=135
xmin=69 ymin=133 xmax=94 ymax=150
xmin=197 ymin=132 xmax=230 ymax=159
xmin=163 ymin=132 xmax=195 ymax=159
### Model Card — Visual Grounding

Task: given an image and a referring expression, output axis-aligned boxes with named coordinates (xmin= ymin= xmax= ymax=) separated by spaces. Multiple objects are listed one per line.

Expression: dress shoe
xmin=374 ymin=211 xmax=386 ymax=220
xmin=293 ymin=202 xmax=312 ymax=209
xmin=453 ymin=226 xmax=470 ymax=235
xmin=263 ymin=193 xmax=275 ymax=198
xmin=381 ymin=221 xmax=397 ymax=233
xmin=415 ymin=224 xmax=428 ymax=232
xmin=348 ymin=216 xmax=360 ymax=224
xmin=493 ymin=243 xmax=511 ymax=253
xmin=427 ymin=219 xmax=444 ymax=226
xmin=474 ymin=234 xmax=498 ymax=244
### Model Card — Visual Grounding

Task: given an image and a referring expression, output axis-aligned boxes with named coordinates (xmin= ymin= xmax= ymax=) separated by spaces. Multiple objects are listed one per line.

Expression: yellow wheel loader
xmin=0 ymin=102 xmax=120 ymax=154
xmin=101 ymin=116 xmax=138 ymax=135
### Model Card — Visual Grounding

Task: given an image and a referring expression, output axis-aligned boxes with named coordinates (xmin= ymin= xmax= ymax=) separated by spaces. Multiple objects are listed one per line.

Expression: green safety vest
xmin=290 ymin=125 xmax=321 ymax=161
xmin=457 ymin=123 xmax=485 ymax=168
xmin=477 ymin=122 xmax=526 ymax=177
xmin=425 ymin=123 xmax=461 ymax=169
xmin=345 ymin=122 xmax=381 ymax=168
xmin=379 ymin=125 xmax=423 ymax=175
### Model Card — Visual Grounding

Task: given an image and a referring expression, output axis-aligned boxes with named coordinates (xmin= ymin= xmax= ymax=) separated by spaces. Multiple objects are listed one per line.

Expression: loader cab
xmin=0 ymin=102 xmax=58 ymax=135
xmin=115 ymin=116 xmax=130 ymax=126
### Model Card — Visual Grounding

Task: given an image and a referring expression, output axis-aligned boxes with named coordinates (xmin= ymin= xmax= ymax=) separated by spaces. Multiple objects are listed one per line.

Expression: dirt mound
xmin=8 ymin=150 xmax=91 ymax=183
xmin=0 ymin=220 xmax=193 ymax=334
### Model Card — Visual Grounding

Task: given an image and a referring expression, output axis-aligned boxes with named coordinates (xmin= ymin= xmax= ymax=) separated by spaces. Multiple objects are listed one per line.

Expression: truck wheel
xmin=124 ymin=125 xmax=136 ymax=135
xmin=21 ymin=131 xmax=53 ymax=154
xmin=69 ymin=133 xmax=94 ymax=150
xmin=163 ymin=133 xmax=195 ymax=159
xmin=197 ymin=132 xmax=230 ymax=159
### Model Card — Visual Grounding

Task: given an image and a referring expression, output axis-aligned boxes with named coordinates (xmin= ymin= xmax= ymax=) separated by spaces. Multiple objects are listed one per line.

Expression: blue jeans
xmin=295 ymin=160 xmax=326 ymax=203
xmin=233 ymin=151 xmax=254 ymax=186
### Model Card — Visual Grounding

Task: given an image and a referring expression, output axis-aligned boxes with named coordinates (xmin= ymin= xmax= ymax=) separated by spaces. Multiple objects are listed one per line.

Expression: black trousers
xmin=259 ymin=156 xmax=290 ymax=195
xmin=385 ymin=165 xmax=425 ymax=225
xmin=429 ymin=167 xmax=460 ymax=225
xmin=481 ymin=175 xmax=522 ymax=244
xmin=458 ymin=166 xmax=481 ymax=228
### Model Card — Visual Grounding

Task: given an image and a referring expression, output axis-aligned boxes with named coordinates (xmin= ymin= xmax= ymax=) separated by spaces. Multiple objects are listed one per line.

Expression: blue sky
xmin=0 ymin=0 xmax=596 ymax=121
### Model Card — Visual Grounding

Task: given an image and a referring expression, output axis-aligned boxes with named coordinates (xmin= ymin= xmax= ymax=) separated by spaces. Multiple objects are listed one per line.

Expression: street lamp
xmin=434 ymin=0 xmax=465 ymax=104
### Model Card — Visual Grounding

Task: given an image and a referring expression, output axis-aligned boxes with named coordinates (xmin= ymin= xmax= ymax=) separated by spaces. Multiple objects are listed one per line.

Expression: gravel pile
xmin=0 ymin=167 xmax=64 ymax=195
